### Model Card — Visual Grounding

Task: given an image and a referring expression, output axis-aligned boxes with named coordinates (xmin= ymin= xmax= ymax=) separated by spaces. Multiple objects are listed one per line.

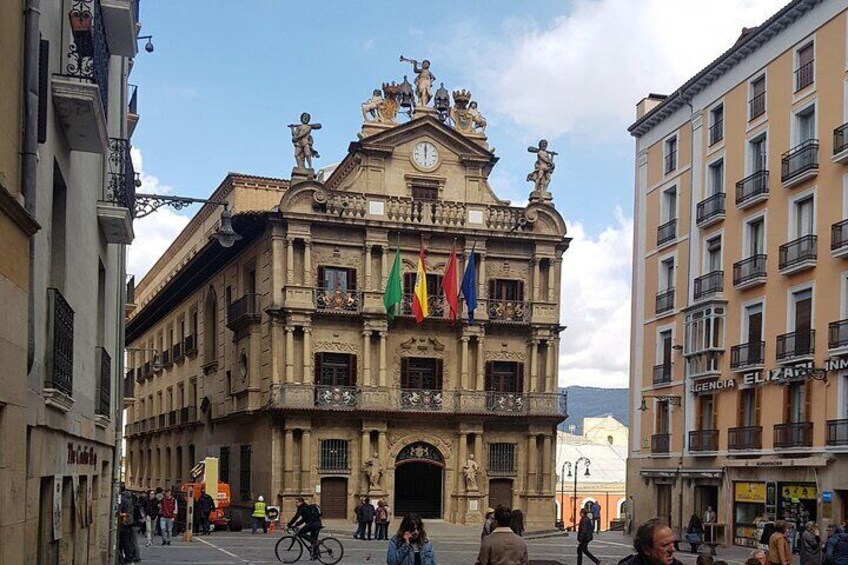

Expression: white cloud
xmin=127 ymin=148 xmax=190 ymax=279
xmin=559 ymin=209 xmax=633 ymax=388
xmin=448 ymin=0 xmax=785 ymax=140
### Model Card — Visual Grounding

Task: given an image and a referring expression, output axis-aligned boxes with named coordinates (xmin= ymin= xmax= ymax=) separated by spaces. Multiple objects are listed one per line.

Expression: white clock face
xmin=412 ymin=142 xmax=439 ymax=169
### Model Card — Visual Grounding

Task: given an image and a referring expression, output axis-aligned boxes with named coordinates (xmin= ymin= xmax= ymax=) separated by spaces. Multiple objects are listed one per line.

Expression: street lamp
xmin=561 ymin=457 xmax=590 ymax=531
xmin=133 ymin=194 xmax=242 ymax=248
xmin=638 ymin=394 xmax=682 ymax=411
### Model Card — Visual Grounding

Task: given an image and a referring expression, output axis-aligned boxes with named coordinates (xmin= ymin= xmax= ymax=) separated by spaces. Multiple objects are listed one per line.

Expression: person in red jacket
xmin=158 ymin=490 xmax=177 ymax=546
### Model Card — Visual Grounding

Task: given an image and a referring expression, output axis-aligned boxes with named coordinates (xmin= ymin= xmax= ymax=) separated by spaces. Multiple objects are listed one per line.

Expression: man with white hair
xmin=252 ymin=495 xmax=268 ymax=534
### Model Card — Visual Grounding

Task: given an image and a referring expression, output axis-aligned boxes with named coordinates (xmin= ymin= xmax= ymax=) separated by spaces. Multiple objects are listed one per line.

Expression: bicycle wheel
xmin=315 ymin=537 xmax=344 ymax=565
xmin=274 ymin=535 xmax=304 ymax=563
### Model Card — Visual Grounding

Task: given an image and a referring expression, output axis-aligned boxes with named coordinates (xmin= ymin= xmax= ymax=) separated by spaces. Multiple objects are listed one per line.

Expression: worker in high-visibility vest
xmin=252 ymin=495 xmax=268 ymax=534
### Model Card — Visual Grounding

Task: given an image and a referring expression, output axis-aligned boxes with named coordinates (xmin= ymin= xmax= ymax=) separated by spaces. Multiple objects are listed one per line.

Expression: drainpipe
xmin=23 ymin=0 xmax=41 ymax=372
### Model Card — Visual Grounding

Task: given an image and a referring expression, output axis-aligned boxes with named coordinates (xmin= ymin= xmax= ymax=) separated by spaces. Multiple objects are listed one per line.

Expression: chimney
xmin=636 ymin=93 xmax=667 ymax=120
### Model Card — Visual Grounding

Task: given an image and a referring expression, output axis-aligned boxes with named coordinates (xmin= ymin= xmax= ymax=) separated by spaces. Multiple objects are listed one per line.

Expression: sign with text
xmin=735 ymin=482 xmax=766 ymax=503
xmin=692 ymin=378 xmax=736 ymax=394
xmin=742 ymin=361 xmax=812 ymax=387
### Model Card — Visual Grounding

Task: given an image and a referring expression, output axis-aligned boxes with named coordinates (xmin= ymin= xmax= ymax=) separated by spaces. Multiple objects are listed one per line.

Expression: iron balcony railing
xmin=652 ymin=363 xmax=672 ymax=386
xmin=106 ymin=138 xmax=136 ymax=209
xmin=832 ymin=220 xmax=848 ymax=252
xmin=779 ymin=234 xmax=817 ymax=270
xmin=774 ymin=422 xmax=813 ymax=448
xmin=835 ymin=123 xmax=848 ymax=156
xmin=694 ymin=271 xmax=723 ymax=300
xmin=227 ymin=293 xmax=260 ymax=327
xmin=128 ymin=83 xmax=138 ymax=114
xmin=314 ymin=385 xmax=358 ymax=409
xmin=486 ymin=391 xmax=526 ymax=413
xmin=158 ymin=413 xmax=166 ymax=428
xmin=736 ymin=170 xmax=769 ymax=206
xmin=168 ymin=410 xmax=177 ymax=427
xmin=776 ymin=329 xmax=815 ymax=361
xmin=696 ymin=193 xmax=725 ymax=225
xmin=795 ymin=59 xmax=814 ymax=91
xmin=400 ymin=293 xmax=446 ymax=319
xmin=161 ymin=348 xmax=171 ymax=367
xmin=709 ymin=119 xmax=723 ymax=146
xmin=46 ymin=288 xmax=74 ymax=397
xmin=664 ymin=150 xmax=677 ymax=174
xmin=826 ymin=420 xmax=848 ymax=446
xmin=657 ymin=218 xmax=677 ymax=246
xmin=749 ymin=91 xmax=766 ymax=120
xmin=95 ymin=347 xmax=111 ymax=416
xmin=829 ymin=319 xmax=848 ymax=350
xmin=184 ymin=334 xmax=197 ymax=355
xmin=728 ymin=426 xmax=762 ymax=450
xmin=651 ymin=434 xmax=670 ymax=454
xmin=315 ymin=287 xmax=361 ymax=313
xmin=63 ymin=0 xmax=110 ymax=115
xmin=172 ymin=342 xmax=182 ymax=362
xmin=733 ymin=254 xmax=767 ymax=286
xmin=730 ymin=341 xmax=765 ymax=369
xmin=655 ymin=288 xmax=675 ymax=314
xmin=781 ymin=139 xmax=819 ymax=183
xmin=179 ymin=406 xmax=197 ymax=424
xmin=689 ymin=430 xmax=719 ymax=452
xmin=399 ymin=388 xmax=443 ymax=410
xmin=486 ymin=298 xmax=528 ymax=323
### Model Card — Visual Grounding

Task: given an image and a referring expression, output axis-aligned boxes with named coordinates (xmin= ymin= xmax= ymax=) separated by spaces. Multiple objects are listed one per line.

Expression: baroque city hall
xmin=123 ymin=83 xmax=569 ymax=527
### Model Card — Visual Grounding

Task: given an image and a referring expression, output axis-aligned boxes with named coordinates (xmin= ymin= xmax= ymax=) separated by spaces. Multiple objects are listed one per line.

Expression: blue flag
xmin=461 ymin=246 xmax=478 ymax=323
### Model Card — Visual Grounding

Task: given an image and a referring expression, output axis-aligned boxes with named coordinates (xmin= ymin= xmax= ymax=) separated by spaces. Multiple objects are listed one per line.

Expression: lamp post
xmin=133 ymin=194 xmax=242 ymax=248
xmin=562 ymin=457 xmax=591 ymax=531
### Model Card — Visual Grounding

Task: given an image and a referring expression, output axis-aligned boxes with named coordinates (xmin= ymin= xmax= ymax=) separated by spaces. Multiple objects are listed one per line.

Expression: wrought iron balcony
xmin=728 ymin=426 xmax=762 ymax=450
xmin=778 ymin=234 xmax=817 ymax=273
xmin=651 ymin=434 xmax=670 ymax=454
xmin=655 ymin=288 xmax=675 ymax=315
xmin=227 ymin=293 xmax=261 ymax=328
xmin=735 ymin=170 xmax=769 ymax=208
xmin=106 ymin=138 xmax=136 ymax=209
xmin=749 ymin=91 xmax=766 ymax=120
xmin=62 ymin=0 xmax=110 ymax=114
xmin=657 ymin=218 xmax=677 ymax=246
xmin=834 ymin=123 xmax=848 ymax=162
xmin=95 ymin=347 xmax=111 ymax=416
xmin=46 ymin=288 xmax=75 ymax=397
xmin=829 ymin=319 xmax=848 ymax=351
xmin=652 ymin=364 xmax=672 ymax=386
xmin=160 ymin=348 xmax=171 ymax=367
xmin=167 ymin=410 xmax=177 ymax=427
xmin=774 ymin=422 xmax=813 ymax=448
xmin=733 ymin=254 xmax=767 ymax=288
xmin=832 ymin=220 xmax=848 ymax=258
xmin=826 ymin=419 xmax=848 ymax=446
xmin=315 ymin=287 xmax=361 ymax=313
xmin=486 ymin=298 xmax=528 ymax=323
xmin=664 ymin=150 xmax=677 ymax=174
xmin=486 ymin=391 xmax=526 ymax=413
xmin=696 ymin=193 xmax=725 ymax=227
xmin=400 ymin=293 xmax=446 ymax=319
xmin=158 ymin=413 xmax=166 ymax=429
xmin=781 ymin=139 xmax=819 ymax=186
xmin=709 ymin=119 xmax=723 ymax=146
xmin=730 ymin=341 xmax=765 ymax=370
xmin=693 ymin=271 xmax=723 ymax=300
xmin=795 ymin=59 xmax=814 ymax=92
xmin=314 ymin=385 xmax=358 ymax=409
xmin=184 ymin=334 xmax=197 ymax=356
xmin=399 ymin=388 xmax=443 ymax=411
xmin=776 ymin=329 xmax=815 ymax=361
xmin=689 ymin=430 xmax=718 ymax=452
xmin=179 ymin=406 xmax=197 ymax=424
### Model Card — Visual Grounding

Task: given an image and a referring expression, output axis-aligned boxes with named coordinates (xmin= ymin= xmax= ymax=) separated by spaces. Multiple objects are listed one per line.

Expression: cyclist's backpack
xmin=307 ymin=504 xmax=323 ymax=520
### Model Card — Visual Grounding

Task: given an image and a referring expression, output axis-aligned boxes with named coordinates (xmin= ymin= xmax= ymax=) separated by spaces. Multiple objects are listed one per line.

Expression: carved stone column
xmin=361 ymin=429 xmax=371 ymax=480
xmin=532 ymin=259 xmax=540 ymax=300
xmin=529 ymin=339 xmax=539 ymax=393
xmin=460 ymin=337 xmax=469 ymax=390
xmin=302 ymin=327 xmax=312 ymax=384
xmin=303 ymin=239 xmax=312 ymax=286
xmin=362 ymin=330 xmax=372 ymax=386
xmin=300 ymin=429 xmax=312 ymax=494
xmin=284 ymin=429 xmax=295 ymax=492
xmin=378 ymin=332 xmax=387 ymax=387
xmin=285 ymin=326 xmax=294 ymax=383
xmin=476 ymin=337 xmax=485 ymax=391
xmin=477 ymin=252 xmax=487 ymax=298
xmin=365 ymin=244 xmax=373 ymax=292
xmin=527 ymin=434 xmax=537 ymax=494
xmin=552 ymin=258 xmax=562 ymax=303
xmin=545 ymin=339 xmax=556 ymax=393
xmin=547 ymin=259 xmax=557 ymax=302
xmin=381 ymin=246 xmax=389 ymax=288
xmin=457 ymin=433 xmax=468 ymax=493
xmin=542 ymin=434 xmax=552 ymax=492
xmin=473 ymin=433 xmax=484 ymax=474
xmin=286 ymin=237 xmax=295 ymax=285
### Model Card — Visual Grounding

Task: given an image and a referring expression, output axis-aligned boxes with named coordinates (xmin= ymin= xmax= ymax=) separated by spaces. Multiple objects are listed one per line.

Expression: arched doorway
xmin=394 ymin=442 xmax=443 ymax=519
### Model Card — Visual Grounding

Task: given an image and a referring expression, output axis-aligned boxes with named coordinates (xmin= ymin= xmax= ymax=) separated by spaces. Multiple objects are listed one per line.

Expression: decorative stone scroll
xmin=395 ymin=442 xmax=444 ymax=465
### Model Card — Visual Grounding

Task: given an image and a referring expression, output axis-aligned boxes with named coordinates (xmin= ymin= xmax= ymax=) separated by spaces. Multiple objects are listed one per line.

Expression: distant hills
xmin=558 ymin=386 xmax=629 ymax=434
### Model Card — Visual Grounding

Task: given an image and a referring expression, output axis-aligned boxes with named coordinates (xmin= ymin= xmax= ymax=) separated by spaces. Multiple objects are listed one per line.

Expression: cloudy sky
xmin=129 ymin=0 xmax=788 ymax=388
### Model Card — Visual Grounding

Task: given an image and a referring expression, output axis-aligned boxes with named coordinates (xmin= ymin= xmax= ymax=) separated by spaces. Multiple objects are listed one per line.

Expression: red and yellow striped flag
xmin=411 ymin=241 xmax=429 ymax=323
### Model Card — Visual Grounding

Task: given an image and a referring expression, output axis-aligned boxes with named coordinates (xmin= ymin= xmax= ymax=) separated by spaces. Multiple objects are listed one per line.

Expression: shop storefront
xmin=733 ymin=482 xmax=768 ymax=548
xmin=778 ymin=483 xmax=817 ymax=550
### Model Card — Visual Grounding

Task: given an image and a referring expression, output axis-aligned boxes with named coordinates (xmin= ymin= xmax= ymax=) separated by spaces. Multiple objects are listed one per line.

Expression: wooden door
xmin=488 ymin=479 xmax=513 ymax=510
xmin=320 ymin=478 xmax=348 ymax=519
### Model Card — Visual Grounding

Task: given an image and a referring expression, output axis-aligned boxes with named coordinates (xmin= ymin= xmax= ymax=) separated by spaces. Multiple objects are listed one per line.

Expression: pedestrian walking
xmin=197 ymin=487 xmax=215 ymax=535
xmin=825 ymin=524 xmax=848 ymax=565
xmin=801 ymin=522 xmax=821 ymax=565
xmin=159 ymin=490 xmax=176 ymax=546
xmin=482 ymin=507 xmax=495 ymax=538
xmin=592 ymin=501 xmax=602 ymax=533
xmin=155 ymin=487 xmax=164 ymax=536
xmin=686 ymin=513 xmax=705 ymax=553
xmin=360 ymin=496 xmax=375 ymax=540
xmin=387 ymin=513 xmax=436 ymax=565
xmin=475 ymin=505 xmax=528 ymax=565
xmin=375 ymin=500 xmax=389 ymax=541
xmin=769 ymin=521 xmax=793 ymax=565
xmin=142 ymin=489 xmax=159 ymax=546
xmin=618 ymin=519 xmax=684 ymax=565
xmin=354 ymin=497 xmax=365 ymax=539
xmin=118 ymin=484 xmax=141 ymax=563
xmin=510 ymin=509 xmax=525 ymax=537
xmin=252 ymin=495 xmax=268 ymax=534
xmin=577 ymin=508 xmax=601 ymax=565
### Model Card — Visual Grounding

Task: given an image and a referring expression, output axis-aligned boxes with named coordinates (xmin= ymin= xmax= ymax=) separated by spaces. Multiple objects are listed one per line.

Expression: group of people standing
xmin=766 ymin=520 xmax=848 ymax=565
xmin=354 ymin=497 xmax=392 ymax=540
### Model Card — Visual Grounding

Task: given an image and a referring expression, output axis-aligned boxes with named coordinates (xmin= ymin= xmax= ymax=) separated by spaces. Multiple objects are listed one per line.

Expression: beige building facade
xmin=124 ymin=98 xmax=569 ymax=528
xmin=628 ymin=0 xmax=848 ymax=548
xmin=0 ymin=0 xmax=140 ymax=563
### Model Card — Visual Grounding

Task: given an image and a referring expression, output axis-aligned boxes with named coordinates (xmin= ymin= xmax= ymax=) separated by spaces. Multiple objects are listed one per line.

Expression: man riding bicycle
xmin=287 ymin=497 xmax=322 ymax=558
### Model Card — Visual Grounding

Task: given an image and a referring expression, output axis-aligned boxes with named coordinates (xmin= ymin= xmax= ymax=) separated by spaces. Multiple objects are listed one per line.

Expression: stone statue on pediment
xmin=361 ymin=89 xmax=386 ymax=123
xmin=468 ymin=101 xmax=487 ymax=134
xmin=527 ymin=139 xmax=557 ymax=194
xmin=400 ymin=55 xmax=435 ymax=108
xmin=288 ymin=112 xmax=322 ymax=170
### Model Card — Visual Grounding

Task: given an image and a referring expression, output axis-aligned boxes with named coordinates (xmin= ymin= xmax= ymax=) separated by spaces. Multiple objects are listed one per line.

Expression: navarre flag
xmin=460 ymin=245 xmax=478 ymax=323
xmin=411 ymin=241 xmax=429 ymax=323
xmin=383 ymin=244 xmax=403 ymax=320
xmin=442 ymin=244 xmax=460 ymax=323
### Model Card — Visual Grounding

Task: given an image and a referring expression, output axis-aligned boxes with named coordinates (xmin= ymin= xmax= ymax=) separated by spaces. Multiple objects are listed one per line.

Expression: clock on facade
xmin=411 ymin=141 xmax=439 ymax=170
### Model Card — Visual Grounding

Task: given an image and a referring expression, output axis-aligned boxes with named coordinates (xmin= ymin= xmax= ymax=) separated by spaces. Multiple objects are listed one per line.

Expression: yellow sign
xmin=735 ymin=482 xmax=766 ymax=503
xmin=781 ymin=485 xmax=817 ymax=500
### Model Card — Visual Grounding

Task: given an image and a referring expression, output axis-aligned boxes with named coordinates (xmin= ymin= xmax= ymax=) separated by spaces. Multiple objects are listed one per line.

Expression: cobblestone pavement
xmin=131 ymin=525 xmax=759 ymax=565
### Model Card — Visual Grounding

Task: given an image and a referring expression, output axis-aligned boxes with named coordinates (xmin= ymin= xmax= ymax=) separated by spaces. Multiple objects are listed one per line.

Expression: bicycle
xmin=274 ymin=526 xmax=344 ymax=565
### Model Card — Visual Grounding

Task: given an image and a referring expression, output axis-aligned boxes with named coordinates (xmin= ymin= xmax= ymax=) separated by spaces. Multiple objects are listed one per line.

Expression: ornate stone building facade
xmin=124 ymin=87 xmax=568 ymax=527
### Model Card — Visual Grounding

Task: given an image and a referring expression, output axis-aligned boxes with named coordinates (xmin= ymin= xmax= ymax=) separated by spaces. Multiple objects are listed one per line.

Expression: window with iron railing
xmin=709 ymin=105 xmax=724 ymax=145
xmin=47 ymin=288 xmax=75 ymax=397
xmin=320 ymin=439 xmax=350 ymax=471
xmin=749 ymin=77 xmax=766 ymax=120
xmin=488 ymin=443 xmax=517 ymax=476
xmin=795 ymin=43 xmax=814 ymax=91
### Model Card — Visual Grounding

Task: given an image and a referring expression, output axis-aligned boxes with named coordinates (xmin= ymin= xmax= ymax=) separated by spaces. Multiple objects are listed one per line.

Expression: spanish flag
xmin=411 ymin=241 xmax=429 ymax=323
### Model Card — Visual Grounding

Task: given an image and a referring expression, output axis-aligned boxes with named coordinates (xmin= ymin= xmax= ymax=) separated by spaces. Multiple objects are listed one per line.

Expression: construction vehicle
xmin=175 ymin=457 xmax=243 ymax=533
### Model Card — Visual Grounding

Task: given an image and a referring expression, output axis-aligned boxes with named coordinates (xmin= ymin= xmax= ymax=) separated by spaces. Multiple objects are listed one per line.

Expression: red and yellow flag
xmin=411 ymin=241 xmax=429 ymax=323
xmin=442 ymin=244 xmax=460 ymax=323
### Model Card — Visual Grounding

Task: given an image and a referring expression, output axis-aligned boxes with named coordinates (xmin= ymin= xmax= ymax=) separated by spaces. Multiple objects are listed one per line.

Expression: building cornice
xmin=0 ymin=182 xmax=39 ymax=236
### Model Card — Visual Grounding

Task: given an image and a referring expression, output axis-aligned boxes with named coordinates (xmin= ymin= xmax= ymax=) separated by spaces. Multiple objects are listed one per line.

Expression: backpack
xmin=304 ymin=503 xmax=322 ymax=521
xmin=376 ymin=507 xmax=388 ymax=522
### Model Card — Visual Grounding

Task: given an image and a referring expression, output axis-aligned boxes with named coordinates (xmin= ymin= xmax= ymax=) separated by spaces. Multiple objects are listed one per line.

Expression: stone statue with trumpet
xmin=400 ymin=55 xmax=435 ymax=108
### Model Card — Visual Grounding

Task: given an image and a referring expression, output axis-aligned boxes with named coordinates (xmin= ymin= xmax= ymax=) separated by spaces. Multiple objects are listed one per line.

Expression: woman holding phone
xmin=387 ymin=513 xmax=436 ymax=565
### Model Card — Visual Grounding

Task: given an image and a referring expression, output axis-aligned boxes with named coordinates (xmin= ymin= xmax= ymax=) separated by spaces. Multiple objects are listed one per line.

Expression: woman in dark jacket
xmin=800 ymin=522 xmax=821 ymax=565
xmin=686 ymin=513 xmax=705 ymax=553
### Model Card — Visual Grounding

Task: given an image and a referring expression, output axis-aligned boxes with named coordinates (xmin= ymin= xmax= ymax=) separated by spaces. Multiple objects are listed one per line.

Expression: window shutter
xmin=488 ymin=280 xmax=496 ymax=299
xmin=517 ymin=280 xmax=525 ymax=302
xmin=404 ymin=273 xmax=415 ymax=294
xmin=755 ymin=388 xmax=762 ymax=426
xmin=435 ymin=358 xmax=443 ymax=389
xmin=38 ymin=40 xmax=49 ymax=144
xmin=782 ymin=386 xmax=790 ymax=424
xmin=736 ymin=391 xmax=743 ymax=427
xmin=314 ymin=354 xmax=322 ymax=385
xmin=349 ymin=269 xmax=357 ymax=291
xmin=401 ymin=358 xmax=409 ymax=388
xmin=804 ymin=380 xmax=812 ymax=422
xmin=517 ymin=362 xmax=525 ymax=393
xmin=711 ymin=395 xmax=718 ymax=430
xmin=485 ymin=362 xmax=493 ymax=391
xmin=317 ymin=266 xmax=326 ymax=289
xmin=349 ymin=355 xmax=357 ymax=386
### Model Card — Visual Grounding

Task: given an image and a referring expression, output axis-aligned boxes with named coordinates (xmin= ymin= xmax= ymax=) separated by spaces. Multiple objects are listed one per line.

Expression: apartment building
xmin=123 ymin=96 xmax=569 ymax=527
xmin=628 ymin=0 xmax=848 ymax=548
xmin=0 ymin=0 xmax=140 ymax=563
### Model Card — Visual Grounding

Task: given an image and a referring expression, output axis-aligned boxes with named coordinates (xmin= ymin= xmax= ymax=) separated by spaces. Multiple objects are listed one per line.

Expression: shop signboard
xmin=735 ymin=482 xmax=766 ymax=503
xmin=782 ymin=485 xmax=817 ymax=500
xmin=692 ymin=378 xmax=736 ymax=394
xmin=822 ymin=491 xmax=833 ymax=503
xmin=742 ymin=361 xmax=813 ymax=387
